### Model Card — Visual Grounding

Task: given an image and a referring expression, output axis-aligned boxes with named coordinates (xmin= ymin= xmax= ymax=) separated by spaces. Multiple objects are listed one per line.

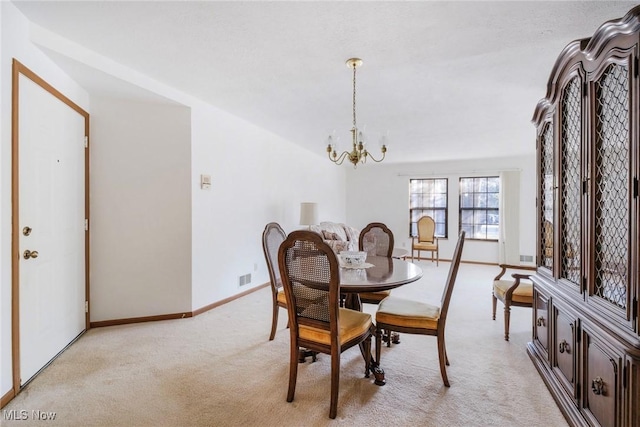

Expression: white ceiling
xmin=11 ymin=1 xmax=640 ymax=164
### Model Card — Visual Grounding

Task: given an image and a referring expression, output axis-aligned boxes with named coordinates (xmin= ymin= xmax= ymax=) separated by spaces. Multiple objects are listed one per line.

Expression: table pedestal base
xmin=298 ymin=349 xmax=318 ymax=363
xmin=372 ymin=363 xmax=386 ymax=386
xmin=383 ymin=332 xmax=401 ymax=345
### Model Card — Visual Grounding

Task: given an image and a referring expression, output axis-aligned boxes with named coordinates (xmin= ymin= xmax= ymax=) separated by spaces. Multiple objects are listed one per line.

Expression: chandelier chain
xmin=352 ymin=64 xmax=357 ymax=128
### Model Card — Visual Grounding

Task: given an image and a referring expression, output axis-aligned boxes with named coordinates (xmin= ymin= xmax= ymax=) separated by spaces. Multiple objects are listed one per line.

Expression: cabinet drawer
xmin=553 ymin=308 xmax=577 ymax=398
xmin=533 ymin=289 xmax=549 ymax=356
xmin=581 ymin=330 xmax=620 ymax=427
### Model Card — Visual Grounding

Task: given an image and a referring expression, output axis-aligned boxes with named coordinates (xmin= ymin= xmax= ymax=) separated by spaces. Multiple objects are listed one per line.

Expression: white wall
xmin=0 ymin=0 xmax=6 ymax=401
xmin=89 ymin=97 xmax=192 ymax=321
xmin=345 ymin=154 xmax=536 ymax=264
xmin=1 ymin=1 xmax=90 ymax=400
xmin=88 ymin=93 xmax=345 ymax=319
xmin=190 ymin=105 xmax=346 ymax=308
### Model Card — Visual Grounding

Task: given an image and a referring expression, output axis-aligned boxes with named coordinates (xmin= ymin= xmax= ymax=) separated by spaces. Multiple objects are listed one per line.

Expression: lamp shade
xmin=299 ymin=202 xmax=318 ymax=226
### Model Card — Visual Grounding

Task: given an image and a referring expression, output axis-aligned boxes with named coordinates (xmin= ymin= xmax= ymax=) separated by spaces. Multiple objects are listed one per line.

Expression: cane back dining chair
xmin=262 ymin=222 xmax=288 ymax=341
xmin=358 ymin=222 xmax=394 ymax=305
xmin=491 ymin=265 xmax=534 ymax=341
xmin=411 ymin=216 xmax=439 ymax=265
xmin=375 ymin=230 xmax=465 ymax=387
xmin=358 ymin=222 xmax=398 ymax=346
xmin=278 ymin=230 xmax=375 ymax=419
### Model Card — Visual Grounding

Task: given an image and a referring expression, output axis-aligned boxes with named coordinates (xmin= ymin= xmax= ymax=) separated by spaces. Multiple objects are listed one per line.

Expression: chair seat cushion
xmin=276 ymin=289 xmax=287 ymax=305
xmin=300 ymin=308 xmax=372 ymax=346
xmin=359 ymin=290 xmax=391 ymax=303
xmin=376 ymin=296 xmax=440 ymax=330
xmin=493 ymin=280 xmax=533 ymax=304
xmin=413 ymin=242 xmax=437 ymax=251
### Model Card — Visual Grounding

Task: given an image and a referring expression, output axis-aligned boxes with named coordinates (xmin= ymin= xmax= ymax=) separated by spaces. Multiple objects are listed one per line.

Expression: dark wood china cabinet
xmin=530 ymin=6 xmax=640 ymax=427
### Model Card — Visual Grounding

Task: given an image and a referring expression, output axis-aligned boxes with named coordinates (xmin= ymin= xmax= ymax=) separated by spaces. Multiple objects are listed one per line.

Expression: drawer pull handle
xmin=558 ymin=340 xmax=570 ymax=354
xmin=536 ymin=316 xmax=546 ymax=327
xmin=591 ymin=377 xmax=605 ymax=395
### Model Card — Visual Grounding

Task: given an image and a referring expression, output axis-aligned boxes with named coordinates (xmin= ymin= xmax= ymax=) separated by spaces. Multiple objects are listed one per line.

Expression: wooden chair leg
xmin=492 ymin=295 xmax=497 ymax=320
xmin=329 ymin=349 xmax=340 ymax=419
xmin=269 ymin=302 xmax=279 ymax=341
xmin=287 ymin=343 xmax=299 ymax=402
xmin=442 ymin=334 xmax=450 ymax=366
xmin=503 ymin=303 xmax=511 ymax=341
xmin=437 ymin=334 xmax=450 ymax=387
xmin=375 ymin=326 xmax=383 ymax=365
xmin=363 ymin=335 xmax=371 ymax=378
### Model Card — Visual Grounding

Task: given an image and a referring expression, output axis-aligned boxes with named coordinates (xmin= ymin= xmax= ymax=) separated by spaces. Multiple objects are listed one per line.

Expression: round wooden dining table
xmin=340 ymin=255 xmax=423 ymax=312
xmin=338 ymin=255 xmax=423 ymax=385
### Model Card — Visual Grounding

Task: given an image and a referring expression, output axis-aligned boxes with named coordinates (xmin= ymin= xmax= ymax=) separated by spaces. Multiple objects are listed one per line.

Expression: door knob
xmin=23 ymin=250 xmax=39 ymax=259
xmin=22 ymin=226 xmax=32 ymax=236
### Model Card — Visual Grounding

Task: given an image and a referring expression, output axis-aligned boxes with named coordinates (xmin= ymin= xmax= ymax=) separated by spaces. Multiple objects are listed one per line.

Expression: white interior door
xmin=18 ymin=73 xmax=87 ymax=385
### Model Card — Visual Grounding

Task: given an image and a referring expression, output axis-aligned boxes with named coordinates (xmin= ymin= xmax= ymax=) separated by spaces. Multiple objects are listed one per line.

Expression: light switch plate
xmin=201 ymin=174 xmax=211 ymax=189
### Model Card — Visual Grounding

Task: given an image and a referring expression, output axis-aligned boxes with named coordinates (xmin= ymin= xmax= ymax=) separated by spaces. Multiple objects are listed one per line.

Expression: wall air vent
xmin=239 ymin=273 xmax=252 ymax=286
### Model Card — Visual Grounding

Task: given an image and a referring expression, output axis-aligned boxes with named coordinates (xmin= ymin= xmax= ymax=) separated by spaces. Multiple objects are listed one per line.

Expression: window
xmin=459 ymin=176 xmax=500 ymax=240
xmin=409 ymin=178 xmax=448 ymax=238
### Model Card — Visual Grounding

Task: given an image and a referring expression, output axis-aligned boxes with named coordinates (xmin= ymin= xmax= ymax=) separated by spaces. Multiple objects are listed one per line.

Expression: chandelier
xmin=326 ymin=58 xmax=387 ymax=167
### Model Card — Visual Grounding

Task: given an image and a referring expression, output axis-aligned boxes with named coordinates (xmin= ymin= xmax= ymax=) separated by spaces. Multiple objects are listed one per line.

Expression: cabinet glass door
xmin=592 ymin=62 xmax=630 ymax=311
xmin=540 ymin=122 xmax=554 ymax=272
xmin=560 ymin=76 xmax=582 ymax=287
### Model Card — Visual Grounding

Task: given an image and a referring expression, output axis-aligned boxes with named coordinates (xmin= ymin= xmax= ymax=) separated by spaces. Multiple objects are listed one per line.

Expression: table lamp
xmin=299 ymin=202 xmax=318 ymax=230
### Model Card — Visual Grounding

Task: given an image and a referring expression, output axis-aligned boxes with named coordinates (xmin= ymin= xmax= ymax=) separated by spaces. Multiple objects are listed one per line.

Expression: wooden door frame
xmin=11 ymin=58 xmax=90 ymax=395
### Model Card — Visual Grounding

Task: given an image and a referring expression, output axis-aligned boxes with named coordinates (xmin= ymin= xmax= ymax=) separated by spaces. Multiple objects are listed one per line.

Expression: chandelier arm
xmin=366 ymin=151 xmax=386 ymax=163
xmin=329 ymin=150 xmax=350 ymax=166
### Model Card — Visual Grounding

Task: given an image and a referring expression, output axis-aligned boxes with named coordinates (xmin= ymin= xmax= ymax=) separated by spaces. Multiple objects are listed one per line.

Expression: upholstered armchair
xmin=492 ymin=264 xmax=534 ymax=341
xmin=411 ymin=216 xmax=439 ymax=265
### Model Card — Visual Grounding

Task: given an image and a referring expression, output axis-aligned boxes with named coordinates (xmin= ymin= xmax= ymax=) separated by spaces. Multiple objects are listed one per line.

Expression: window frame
xmin=458 ymin=176 xmax=500 ymax=241
xmin=409 ymin=178 xmax=448 ymax=238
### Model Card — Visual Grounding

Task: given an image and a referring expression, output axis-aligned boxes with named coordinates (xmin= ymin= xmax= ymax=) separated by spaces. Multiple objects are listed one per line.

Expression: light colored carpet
xmin=3 ymin=261 xmax=567 ymax=426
